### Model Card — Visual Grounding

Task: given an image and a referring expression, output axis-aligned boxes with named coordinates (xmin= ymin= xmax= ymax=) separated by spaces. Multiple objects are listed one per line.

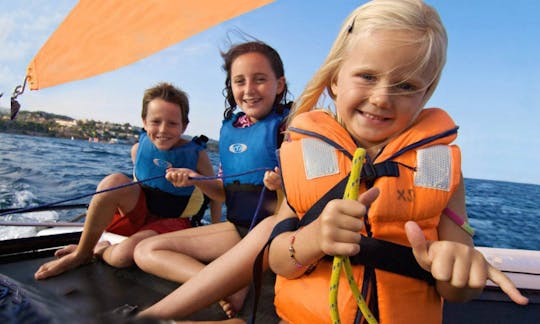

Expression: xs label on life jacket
xmin=229 ymin=143 xmax=248 ymax=153
xmin=397 ymin=188 xmax=415 ymax=202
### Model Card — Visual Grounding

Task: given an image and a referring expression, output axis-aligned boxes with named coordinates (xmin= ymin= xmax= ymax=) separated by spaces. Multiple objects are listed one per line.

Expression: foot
xmin=93 ymin=240 xmax=111 ymax=258
xmin=34 ymin=250 xmax=93 ymax=280
xmin=218 ymin=286 xmax=249 ymax=319
xmin=218 ymin=300 xmax=235 ymax=319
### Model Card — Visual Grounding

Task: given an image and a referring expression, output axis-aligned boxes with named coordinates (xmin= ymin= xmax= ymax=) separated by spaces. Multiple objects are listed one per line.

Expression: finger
xmin=430 ymin=247 xmax=454 ymax=283
xmin=321 ymin=241 xmax=361 ymax=256
xmin=487 ymin=264 xmax=529 ymax=305
xmin=468 ymin=253 xmax=488 ymax=289
xmin=448 ymin=253 xmax=470 ymax=288
xmin=405 ymin=221 xmax=432 ymax=270
xmin=357 ymin=187 xmax=379 ymax=206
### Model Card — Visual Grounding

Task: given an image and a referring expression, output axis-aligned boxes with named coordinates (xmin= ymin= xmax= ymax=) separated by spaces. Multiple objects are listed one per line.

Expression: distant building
xmin=55 ymin=119 xmax=77 ymax=127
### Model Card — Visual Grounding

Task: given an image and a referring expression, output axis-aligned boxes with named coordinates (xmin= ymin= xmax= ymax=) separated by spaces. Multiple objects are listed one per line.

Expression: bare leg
xmin=93 ymin=241 xmax=112 ymax=257
xmin=98 ymin=230 xmax=158 ymax=268
xmin=34 ymin=173 xmax=140 ymax=280
xmin=134 ymin=221 xmax=242 ymax=283
xmin=137 ymin=216 xmax=276 ymax=320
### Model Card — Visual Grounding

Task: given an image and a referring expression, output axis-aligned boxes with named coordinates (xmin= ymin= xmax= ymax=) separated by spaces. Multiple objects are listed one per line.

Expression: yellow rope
xmin=329 ymin=148 xmax=378 ymax=324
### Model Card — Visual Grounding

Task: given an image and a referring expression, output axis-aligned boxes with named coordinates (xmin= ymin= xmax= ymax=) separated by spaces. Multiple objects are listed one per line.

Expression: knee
xmin=133 ymin=239 xmax=154 ymax=268
xmin=97 ymin=173 xmax=131 ymax=191
xmin=106 ymin=247 xmax=136 ymax=268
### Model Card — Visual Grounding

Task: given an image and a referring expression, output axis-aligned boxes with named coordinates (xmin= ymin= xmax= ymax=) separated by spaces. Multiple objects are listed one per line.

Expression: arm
xmin=130 ymin=143 xmax=138 ymax=164
xmin=264 ymin=166 xmax=285 ymax=214
xmin=407 ymin=175 xmax=528 ymax=304
xmin=165 ymin=150 xmax=225 ymax=202
xmin=209 ymin=199 xmax=222 ymax=224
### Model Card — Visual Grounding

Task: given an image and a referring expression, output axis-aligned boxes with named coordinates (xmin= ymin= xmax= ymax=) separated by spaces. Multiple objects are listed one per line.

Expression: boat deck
xmin=0 ymin=233 xmax=539 ymax=323
xmin=0 ymin=234 xmax=279 ymax=323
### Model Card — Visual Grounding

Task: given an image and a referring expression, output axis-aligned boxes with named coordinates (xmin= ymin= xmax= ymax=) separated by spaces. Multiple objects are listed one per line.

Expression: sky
xmin=0 ymin=0 xmax=539 ymax=185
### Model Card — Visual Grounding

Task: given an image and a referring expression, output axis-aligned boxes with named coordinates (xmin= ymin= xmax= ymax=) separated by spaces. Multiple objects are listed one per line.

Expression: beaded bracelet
xmin=443 ymin=207 xmax=475 ymax=237
xmin=288 ymin=230 xmax=305 ymax=269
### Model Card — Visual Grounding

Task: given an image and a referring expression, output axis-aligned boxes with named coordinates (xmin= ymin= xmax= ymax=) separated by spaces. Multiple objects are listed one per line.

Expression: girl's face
xmin=142 ymin=98 xmax=185 ymax=150
xmin=331 ymin=30 xmax=432 ymax=156
xmin=230 ymin=52 xmax=285 ymax=122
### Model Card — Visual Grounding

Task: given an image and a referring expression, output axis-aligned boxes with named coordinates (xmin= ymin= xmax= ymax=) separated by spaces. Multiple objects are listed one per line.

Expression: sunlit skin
xmin=143 ymin=98 xmax=188 ymax=150
xmin=331 ymin=30 xmax=430 ymax=157
xmin=230 ymin=52 xmax=285 ymax=123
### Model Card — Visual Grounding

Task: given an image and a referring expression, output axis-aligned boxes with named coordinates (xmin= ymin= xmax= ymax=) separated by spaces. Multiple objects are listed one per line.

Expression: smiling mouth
xmin=243 ymin=98 xmax=261 ymax=105
xmin=361 ymin=111 xmax=389 ymax=121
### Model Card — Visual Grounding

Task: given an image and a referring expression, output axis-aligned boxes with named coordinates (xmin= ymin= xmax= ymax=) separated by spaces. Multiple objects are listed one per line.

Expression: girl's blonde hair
xmin=290 ymin=0 xmax=447 ymax=122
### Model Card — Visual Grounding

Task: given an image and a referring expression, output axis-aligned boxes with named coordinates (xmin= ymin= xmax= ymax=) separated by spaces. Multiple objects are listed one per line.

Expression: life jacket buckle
xmin=361 ymin=162 xmax=378 ymax=182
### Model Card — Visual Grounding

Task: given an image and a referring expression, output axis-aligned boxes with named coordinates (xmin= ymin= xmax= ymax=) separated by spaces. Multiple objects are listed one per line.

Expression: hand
xmin=405 ymin=221 xmax=529 ymax=305
xmin=165 ymin=168 xmax=197 ymax=187
xmin=263 ymin=167 xmax=282 ymax=191
xmin=318 ymin=187 xmax=379 ymax=257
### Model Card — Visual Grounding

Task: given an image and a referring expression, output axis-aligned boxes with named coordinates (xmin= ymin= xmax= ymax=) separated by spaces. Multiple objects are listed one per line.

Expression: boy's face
xmin=331 ymin=30 xmax=432 ymax=155
xmin=142 ymin=98 xmax=185 ymax=150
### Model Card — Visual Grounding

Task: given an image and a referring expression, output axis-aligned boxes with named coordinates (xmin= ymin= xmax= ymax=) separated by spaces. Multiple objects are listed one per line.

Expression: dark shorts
xmin=233 ymin=223 xmax=250 ymax=239
xmin=105 ymin=191 xmax=191 ymax=236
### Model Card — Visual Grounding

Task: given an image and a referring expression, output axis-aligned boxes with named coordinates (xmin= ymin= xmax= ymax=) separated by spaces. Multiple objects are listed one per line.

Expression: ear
xmin=330 ymin=76 xmax=339 ymax=97
xmin=141 ymin=118 xmax=147 ymax=129
xmin=276 ymin=76 xmax=285 ymax=95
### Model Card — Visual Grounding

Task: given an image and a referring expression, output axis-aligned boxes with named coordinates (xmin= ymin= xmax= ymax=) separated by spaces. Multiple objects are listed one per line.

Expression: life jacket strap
xmin=350 ymin=236 xmax=435 ymax=285
xmin=361 ymin=161 xmax=400 ymax=183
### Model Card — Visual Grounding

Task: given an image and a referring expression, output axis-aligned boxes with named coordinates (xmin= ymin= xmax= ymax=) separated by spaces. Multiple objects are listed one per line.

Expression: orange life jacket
xmin=275 ymin=108 xmax=461 ymax=324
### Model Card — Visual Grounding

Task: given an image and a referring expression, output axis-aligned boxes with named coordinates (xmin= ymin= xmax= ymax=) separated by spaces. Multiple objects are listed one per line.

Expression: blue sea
xmin=1 ymin=132 xmax=539 ymax=251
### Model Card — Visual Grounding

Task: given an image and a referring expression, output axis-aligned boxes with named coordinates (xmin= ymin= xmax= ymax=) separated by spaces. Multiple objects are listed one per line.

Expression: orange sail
xmin=25 ymin=0 xmax=274 ymax=90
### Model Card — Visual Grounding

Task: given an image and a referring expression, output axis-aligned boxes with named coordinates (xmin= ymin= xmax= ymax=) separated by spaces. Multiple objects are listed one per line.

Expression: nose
xmin=245 ymin=79 xmax=256 ymax=95
xmin=369 ymin=85 xmax=391 ymax=109
xmin=158 ymin=122 xmax=168 ymax=133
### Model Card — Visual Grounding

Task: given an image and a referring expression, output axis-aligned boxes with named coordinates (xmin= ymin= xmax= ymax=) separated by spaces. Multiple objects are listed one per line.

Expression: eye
xmin=396 ymin=82 xmax=415 ymax=91
xmin=255 ymin=76 xmax=267 ymax=83
xmin=358 ymin=73 xmax=376 ymax=82
xmin=233 ymin=78 xmax=245 ymax=86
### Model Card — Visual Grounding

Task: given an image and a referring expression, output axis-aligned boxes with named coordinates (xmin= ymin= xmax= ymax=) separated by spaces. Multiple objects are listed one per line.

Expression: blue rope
xmin=1 ymin=167 xmax=273 ymax=217
xmin=189 ymin=167 xmax=270 ymax=181
xmin=248 ymin=186 xmax=267 ymax=231
xmin=0 ymin=174 xmax=163 ymax=217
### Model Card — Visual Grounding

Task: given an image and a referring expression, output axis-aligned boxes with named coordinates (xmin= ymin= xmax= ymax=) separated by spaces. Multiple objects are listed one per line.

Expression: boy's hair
xmin=141 ymin=82 xmax=190 ymax=126
xmin=221 ymin=41 xmax=290 ymax=120
xmin=291 ymin=0 xmax=447 ymax=122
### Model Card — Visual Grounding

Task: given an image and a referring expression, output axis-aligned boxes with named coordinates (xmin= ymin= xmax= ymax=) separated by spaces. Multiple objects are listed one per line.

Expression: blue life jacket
xmin=134 ymin=131 xmax=204 ymax=217
xmin=218 ymin=109 xmax=288 ymax=227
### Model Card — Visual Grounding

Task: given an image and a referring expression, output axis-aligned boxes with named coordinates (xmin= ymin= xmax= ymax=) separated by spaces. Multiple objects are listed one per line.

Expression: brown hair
xmin=141 ymin=82 xmax=190 ymax=126
xmin=221 ymin=41 xmax=290 ymax=120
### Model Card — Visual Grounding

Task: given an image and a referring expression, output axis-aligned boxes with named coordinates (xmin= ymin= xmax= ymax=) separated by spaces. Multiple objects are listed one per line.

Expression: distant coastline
xmin=0 ymin=108 xmax=218 ymax=151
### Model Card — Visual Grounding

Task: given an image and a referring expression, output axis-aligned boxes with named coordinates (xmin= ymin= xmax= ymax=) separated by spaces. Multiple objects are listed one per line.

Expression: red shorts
xmin=105 ymin=191 xmax=191 ymax=236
